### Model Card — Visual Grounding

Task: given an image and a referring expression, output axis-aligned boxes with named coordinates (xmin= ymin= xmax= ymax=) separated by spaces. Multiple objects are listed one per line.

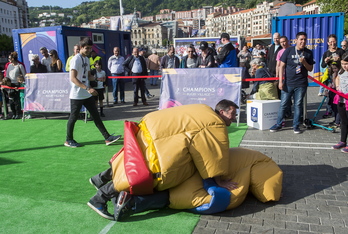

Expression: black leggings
xmin=337 ymin=103 xmax=348 ymax=142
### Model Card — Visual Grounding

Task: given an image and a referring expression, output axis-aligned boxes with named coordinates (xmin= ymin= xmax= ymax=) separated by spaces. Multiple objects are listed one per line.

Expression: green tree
xmin=0 ymin=34 xmax=13 ymax=53
xmin=317 ymin=0 xmax=348 ymax=34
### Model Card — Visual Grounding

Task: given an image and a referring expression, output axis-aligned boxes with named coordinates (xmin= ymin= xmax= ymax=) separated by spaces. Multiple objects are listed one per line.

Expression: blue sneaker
xmin=64 ymin=140 xmax=81 ymax=148
xmin=105 ymin=134 xmax=121 ymax=146
xmin=270 ymin=124 xmax=282 ymax=132
xmin=87 ymin=199 xmax=114 ymax=220
xmin=332 ymin=142 xmax=346 ymax=150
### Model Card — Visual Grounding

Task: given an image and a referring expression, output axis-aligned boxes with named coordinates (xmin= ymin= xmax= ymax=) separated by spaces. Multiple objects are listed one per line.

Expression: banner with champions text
xmin=159 ymin=67 xmax=244 ymax=110
xmin=24 ymin=73 xmax=71 ymax=112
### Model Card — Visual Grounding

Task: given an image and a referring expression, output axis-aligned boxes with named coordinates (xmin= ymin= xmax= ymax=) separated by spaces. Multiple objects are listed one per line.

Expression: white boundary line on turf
xmin=241 ymin=140 xmax=336 ymax=146
xmin=99 ymin=221 xmax=116 ymax=234
xmin=239 ymin=144 xmax=330 ymax=150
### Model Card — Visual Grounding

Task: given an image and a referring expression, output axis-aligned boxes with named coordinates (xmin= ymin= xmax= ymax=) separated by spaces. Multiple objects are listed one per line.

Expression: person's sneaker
xmin=322 ymin=112 xmax=332 ymax=118
xmin=113 ymin=191 xmax=133 ymax=221
xmin=270 ymin=124 xmax=282 ymax=132
xmin=293 ymin=127 xmax=302 ymax=134
xmin=147 ymin=94 xmax=155 ymax=98
xmin=89 ymin=177 xmax=101 ymax=190
xmin=105 ymin=134 xmax=121 ymax=146
xmin=64 ymin=140 xmax=81 ymax=148
xmin=341 ymin=147 xmax=348 ymax=153
xmin=332 ymin=141 xmax=346 ymax=149
xmin=87 ymin=199 xmax=114 ymax=220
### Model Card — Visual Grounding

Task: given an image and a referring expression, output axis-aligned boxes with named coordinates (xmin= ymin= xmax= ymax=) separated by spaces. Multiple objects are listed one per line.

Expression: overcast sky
xmin=28 ymin=0 xmax=101 ymax=9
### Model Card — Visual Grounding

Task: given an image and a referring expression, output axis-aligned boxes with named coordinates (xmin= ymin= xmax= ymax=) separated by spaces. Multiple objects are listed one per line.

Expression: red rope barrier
xmin=1 ymin=85 xmax=25 ymax=90
xmin=109 ymin=75 xmax=162 ymax=79
xmin=307 ymin=75 xmax=348 ymax=99
xmin=243 ymin=77 xmax=278 ymax=81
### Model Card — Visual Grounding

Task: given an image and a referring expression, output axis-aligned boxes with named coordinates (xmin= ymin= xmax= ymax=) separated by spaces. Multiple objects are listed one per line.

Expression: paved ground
xmin=193 ymin=86 xmax=348 ymax=234
xmin=33 ymin=79 xmax=348 ymax=233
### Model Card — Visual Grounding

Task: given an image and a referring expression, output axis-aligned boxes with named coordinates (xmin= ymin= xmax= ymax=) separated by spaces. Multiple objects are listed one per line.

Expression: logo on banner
xmin=251 ymin=107 xmax=258 ymax=122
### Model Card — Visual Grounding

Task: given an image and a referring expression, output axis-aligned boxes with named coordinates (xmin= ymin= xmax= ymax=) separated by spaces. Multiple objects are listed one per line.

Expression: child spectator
xmin=92 ymin=60 xmax=106 ymax=117
xmin=0 ymin=70 xmax=4 ymax=118
xmin=332 ymin=53 xmax=348 ymax=152
xmin=2 ymin=77 xmax=21 ymax=119
xmin=322 ymin=62 xmax=340 ymax=122
xmin=17 ymin=75 xmax=25 ymax=111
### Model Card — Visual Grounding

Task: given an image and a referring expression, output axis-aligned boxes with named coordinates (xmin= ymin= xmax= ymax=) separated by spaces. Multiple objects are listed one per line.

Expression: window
xmin=92 ymin=33 xmax=104 ymax=43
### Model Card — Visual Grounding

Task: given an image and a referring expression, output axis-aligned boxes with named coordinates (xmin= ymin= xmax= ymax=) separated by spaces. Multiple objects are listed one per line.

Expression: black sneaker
xmin=87 ymin=199 xmax=114 ymax=220
xmin=113 ymin=191 xmax=133 ymax=221
xmin=64 ymin=140 xmax=81 ymax=148
xmin=105 ymin=134 xmax=121 ymax=146
xmin=293 ymin=127 xmax=302 ymax=134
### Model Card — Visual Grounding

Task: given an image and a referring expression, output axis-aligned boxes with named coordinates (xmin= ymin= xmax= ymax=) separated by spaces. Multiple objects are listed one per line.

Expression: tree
xmin=317 ymin=0 xmax=348 ymax=34
xmin=0 ymin=34 xmax=13 ymax=53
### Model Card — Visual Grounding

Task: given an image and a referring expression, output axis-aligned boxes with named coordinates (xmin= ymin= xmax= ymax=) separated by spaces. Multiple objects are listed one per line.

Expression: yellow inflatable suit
xmin=111 ymin=104 xmax=230 ymax=193
xmin=169 ymin=147 xmax=283 ymax=211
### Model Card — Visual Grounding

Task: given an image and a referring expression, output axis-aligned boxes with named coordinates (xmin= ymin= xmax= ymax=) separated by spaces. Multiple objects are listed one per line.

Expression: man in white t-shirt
xmin=65 ymin=37 xmax=121 ymax=148
xmin=40 ymin=47 xmax=52 ymax=72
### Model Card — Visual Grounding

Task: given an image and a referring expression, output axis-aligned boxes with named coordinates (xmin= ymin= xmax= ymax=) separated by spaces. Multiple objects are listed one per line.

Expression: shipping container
xmin=12 ymin=26 xmax=132 ymax=74
xmin=272 ymin=12 xmax=345 ymax=83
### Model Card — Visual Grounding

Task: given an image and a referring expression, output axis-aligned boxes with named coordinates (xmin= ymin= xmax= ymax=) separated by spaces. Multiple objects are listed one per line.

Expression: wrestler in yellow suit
xmin=111 ymin=103 xmax=231 ymax=192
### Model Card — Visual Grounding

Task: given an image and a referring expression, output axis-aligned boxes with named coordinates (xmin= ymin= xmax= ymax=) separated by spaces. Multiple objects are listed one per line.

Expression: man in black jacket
xmin=216 ymin=33 xmax=237 ymax=68
xmin=30 ymin=54 xmax=47 ymax=73
xmin=197 ymin=41 xmax=216 ymax=68
xmin=123 ymin=48 xmax=148 ymax=106
xmin=266 ymin=32 xmax=282 ymax=77
xmin=161 ymin=46 xmax=180 ymax=69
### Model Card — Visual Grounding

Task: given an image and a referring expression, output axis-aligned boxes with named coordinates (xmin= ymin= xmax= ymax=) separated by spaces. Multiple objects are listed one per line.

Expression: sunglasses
xmin=188 ymin=51 xmax=194 ymax=53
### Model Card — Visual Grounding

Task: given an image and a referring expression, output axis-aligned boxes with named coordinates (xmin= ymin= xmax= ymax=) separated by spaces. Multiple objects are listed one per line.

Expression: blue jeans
xmin=112 ymin=73 xmax=125 ymax=102
xmin=149 ymin=70 xmax=159 ymax=85
xmin=276 ymin=85 xmax=307 ymax=128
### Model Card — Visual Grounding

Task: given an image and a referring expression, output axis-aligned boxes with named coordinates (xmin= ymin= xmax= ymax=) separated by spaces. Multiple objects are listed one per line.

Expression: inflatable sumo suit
xmin=110 ymin=104 xmax=230 ymax=194
xmin=169 ymin=147 xmax=283 ymax=213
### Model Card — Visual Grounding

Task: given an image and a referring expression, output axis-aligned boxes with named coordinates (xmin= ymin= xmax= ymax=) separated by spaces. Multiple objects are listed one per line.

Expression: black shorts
xmin=94 ymin=88 xmax=105 ymax=101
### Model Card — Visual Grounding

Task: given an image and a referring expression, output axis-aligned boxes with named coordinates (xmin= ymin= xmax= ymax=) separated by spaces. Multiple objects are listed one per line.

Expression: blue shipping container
xmin=272 ymin=12 xmax=345 ymax=84
xmin=12 ymin=26 xmax=132 ymax=75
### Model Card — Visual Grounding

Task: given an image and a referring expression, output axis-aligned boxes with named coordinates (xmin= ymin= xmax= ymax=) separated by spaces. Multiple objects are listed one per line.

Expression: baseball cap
xmin=220 ymin=33 xmax=230 ymax=40
xmin=199 ymin=41 xmax=208 ymax=50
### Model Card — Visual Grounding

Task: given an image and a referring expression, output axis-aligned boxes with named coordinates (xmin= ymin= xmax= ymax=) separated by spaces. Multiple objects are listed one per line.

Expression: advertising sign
xmin=24 ymin=73 xmax=71 ymax=112
xmin=159 ymin=67 xmax=243 ymax=110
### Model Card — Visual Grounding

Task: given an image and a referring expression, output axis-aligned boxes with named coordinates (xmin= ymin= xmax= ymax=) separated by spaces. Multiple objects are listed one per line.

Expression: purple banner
xmin=24 ymin=73 xmax=71 ymax=112
xmin=159 ymin=67 xmax=243 ymax=110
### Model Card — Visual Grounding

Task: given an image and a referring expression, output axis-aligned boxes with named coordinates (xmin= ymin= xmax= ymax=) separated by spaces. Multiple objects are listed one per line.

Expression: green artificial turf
xmin=0 ymin=119 xmax=247 ymax=233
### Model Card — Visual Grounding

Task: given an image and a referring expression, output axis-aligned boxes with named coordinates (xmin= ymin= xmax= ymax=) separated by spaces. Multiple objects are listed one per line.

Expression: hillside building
xmin=0 ymin=0 xmax=29 ymax=36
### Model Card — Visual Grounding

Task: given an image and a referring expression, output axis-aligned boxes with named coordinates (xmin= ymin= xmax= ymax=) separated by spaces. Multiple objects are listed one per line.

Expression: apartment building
xmin=0 ymin=0 xmax=28 ymax=36
xmin=302 ymin=0 xmax=320 ymax=15
xmin=205 ymin=1 xmax=302 ymax=38
xmin=131 ymin=22 xmax=168 ymax=47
